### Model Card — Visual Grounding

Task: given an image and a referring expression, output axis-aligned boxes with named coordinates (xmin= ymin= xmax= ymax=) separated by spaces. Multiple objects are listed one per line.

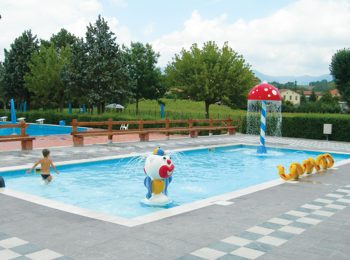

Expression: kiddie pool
xmin=1 ymin=144 xmax=349 ymax=224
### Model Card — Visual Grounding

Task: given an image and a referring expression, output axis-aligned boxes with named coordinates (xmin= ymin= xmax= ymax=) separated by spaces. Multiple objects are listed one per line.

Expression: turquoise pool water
xmin=0 ymin=122 xmax=86 ymax=136
xmin=1 ymin=145 xmax=350 ymax=218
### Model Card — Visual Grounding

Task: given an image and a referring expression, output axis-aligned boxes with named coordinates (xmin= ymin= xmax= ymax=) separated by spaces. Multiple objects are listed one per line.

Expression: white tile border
xmin=1 ymin=142 xmax=350 ymax=227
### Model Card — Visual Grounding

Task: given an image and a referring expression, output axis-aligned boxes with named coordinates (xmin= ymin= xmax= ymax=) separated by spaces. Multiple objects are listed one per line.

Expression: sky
xmin=0 ymin=0 xmax=350 ymax=77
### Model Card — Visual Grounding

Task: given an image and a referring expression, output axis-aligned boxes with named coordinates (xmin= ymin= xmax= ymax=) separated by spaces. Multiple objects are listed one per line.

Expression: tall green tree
xmin=49 ymin=28 xmax=78 ymax=49
xmin=330 ymin=48 xmax=350 ymax=103
xmin=83 ymin=15 xmax=130 ymax=113
xmin=124 ymin=42 xmax=164 ymax=114
xmin=60 ymin=38 xmax=88 ymax=108
xmin=309 ymin=90 xmax=317 ymax=102
xmin=0 ymin=62 xmax=5 ymax=109
xmin=165 ymin=41 xmax=256 ymax=118
xmin=2 ymin=30 xmax=39 ymax=106
xmin=24 ymin=44 xmax=72 ymax=111
xmin=300 ymin=92 xmax=307 ymax=104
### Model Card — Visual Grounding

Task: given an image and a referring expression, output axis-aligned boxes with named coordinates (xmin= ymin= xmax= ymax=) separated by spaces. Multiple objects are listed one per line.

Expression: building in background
xmin=280 ymin=89 xmax=301 ymax=105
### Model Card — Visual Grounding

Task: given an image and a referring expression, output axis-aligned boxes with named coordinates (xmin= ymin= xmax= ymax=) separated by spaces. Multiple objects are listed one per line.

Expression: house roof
xmin=330 ymin=89 xmax=340 ymax=96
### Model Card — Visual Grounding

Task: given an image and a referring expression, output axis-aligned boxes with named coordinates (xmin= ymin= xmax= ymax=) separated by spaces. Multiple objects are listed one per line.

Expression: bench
xmin=0 ymin=122 xmax=35 ymax=150
xmin=71 ymin=118 xmax=239 ymax=146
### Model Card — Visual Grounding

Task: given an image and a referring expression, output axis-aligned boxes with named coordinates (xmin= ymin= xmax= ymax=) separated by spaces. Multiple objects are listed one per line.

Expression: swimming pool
xmin=0 ymin=122 xmax=87 ymax=136
xmin=1 ymin=145 xmax=350 ymax=221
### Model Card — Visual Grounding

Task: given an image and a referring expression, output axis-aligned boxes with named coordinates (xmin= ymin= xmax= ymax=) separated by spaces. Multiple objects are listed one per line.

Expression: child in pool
xmin=26 ymin=149 xmax=59 ymax=183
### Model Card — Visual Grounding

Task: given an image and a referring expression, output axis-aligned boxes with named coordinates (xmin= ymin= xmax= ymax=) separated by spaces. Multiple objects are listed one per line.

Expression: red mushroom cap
xmin=247 ymin=83 xmax=281 ymax=101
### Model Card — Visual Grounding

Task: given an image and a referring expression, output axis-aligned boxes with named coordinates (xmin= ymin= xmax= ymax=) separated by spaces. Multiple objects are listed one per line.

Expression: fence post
xmin=107 ymin=118 xmax=113 ymax=143
xmin=20 ymin=121 xmax=26 ymax=136
xmin=165 ymin=118 xmax=170 ymax=139
xmin=209 ymin=118 xmax=213 ymax=136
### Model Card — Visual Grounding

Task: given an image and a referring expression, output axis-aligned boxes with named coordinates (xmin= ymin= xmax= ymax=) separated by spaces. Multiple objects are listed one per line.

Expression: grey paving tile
xmin=238 ymin=231 xmax=263 ymax=241
xmin=278 ymin=214 xmax=299 ymax=221
xmin=269 ymin=230 xmax=295 ymax=240
xmin=53 ymin=256 xmax=75 ymax=260
xmin=332 ymin=201 xmax=349 ymax=207
xmin=208 ymin=241 xmax=240 ymax=253
xmin=12 ymin=256 xmax=32 ymax=260
xmin=11 ymin=243 xmax=42 ymax=255
xmin=295 ymin=207 xmax=314 ymax=213
xmin=245 ymin=241 xmax=275 ymax=253
xmin=310 ymin=201 xmax=329 ymax=207
xmin=218 ymin=254 xmax=247 ymax=260
xmin=0 ymin=232 xmax=11 ymax=240
xmin=308 ymin=214 xmax=328 ymax=220
xmin=259 ymin=222 xmax=283 ymax=230
xmin=289 ymin=221 xmax=313 ymax=229
xmin=177 ymin=255 xmax=205 ymax=260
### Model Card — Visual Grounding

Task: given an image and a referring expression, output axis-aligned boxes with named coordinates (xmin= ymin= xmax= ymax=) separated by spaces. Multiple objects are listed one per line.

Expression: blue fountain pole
xmin=257 ymin=100 xmax=267 ymax=154
xmin=10 ymin=98 xmax=16 ymax=123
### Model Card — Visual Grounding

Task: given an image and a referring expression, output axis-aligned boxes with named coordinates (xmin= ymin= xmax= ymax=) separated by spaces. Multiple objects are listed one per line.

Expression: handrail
xmin=71 ymin=118 xmax=239 ymax=133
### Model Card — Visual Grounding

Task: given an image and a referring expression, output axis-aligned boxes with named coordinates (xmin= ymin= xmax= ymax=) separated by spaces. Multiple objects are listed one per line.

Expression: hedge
xmin=2 ymin=110 xmax=350 ymax=141
xmin=239 ymin=113 xmax=350 ymax=142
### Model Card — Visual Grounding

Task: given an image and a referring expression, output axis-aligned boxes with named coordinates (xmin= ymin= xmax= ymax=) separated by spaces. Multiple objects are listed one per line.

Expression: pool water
xmin=2 ymin=145 xmax=350 ymax=218
xmin=0 ymin=122 xmax=86 ymax=136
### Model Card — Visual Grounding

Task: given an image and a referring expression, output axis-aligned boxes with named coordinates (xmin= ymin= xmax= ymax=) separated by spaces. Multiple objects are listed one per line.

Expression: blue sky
xmin=1 ymin=0 xmax=349 ymax=76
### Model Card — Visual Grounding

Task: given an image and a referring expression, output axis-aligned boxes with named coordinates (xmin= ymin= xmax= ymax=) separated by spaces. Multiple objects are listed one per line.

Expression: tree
xmin=165 ymin=41 xmax=256 ymax=118
xmin=309 ymin=90 xmax=317 ymax=102
xmin=300 ymin=92 xmax=307 ymax=104
xmin=309 ymin=79 xmax=334 ymax=92
xmin=83 ymin=15 xmax=130 ymax=113
xmin=2 ymin=30 xmax=39 ymax=106
xmin=49 ymin=28 xmax=78 ymax=50
xmin=24 ymin=44 xmax=72 ymax=111
xmin=124 ymin=42 xmax=164 ymax=114
xmin=60 ymin=38 xmax=88 ymax=108
xmin=41 ymin=28 xmax=78 ymax=50
xmin=330 ymin=48 xmax=350 ymax=103
xmin=320 ymin=91 xmax=337 ymax=106
xmin=0 ymin=62 xmax=5 ymax=109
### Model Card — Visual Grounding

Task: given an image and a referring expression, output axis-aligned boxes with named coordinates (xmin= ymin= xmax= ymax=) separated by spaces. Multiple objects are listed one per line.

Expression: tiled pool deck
xmin=1 ymin=134 xmax=350 ymax=259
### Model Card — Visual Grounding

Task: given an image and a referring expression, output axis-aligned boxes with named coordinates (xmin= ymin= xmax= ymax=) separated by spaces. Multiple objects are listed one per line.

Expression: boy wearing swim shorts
xmin=26 ymin=149 xmax=59 ymax=183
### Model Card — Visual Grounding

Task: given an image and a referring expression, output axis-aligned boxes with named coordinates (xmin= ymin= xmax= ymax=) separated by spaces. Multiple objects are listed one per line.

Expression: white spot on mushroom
xmin=264 ymin=88 xmax=268 ymax=91
xmin=252 ymin=91 xmax=255 ymax=94
xmin=272 ymin=90 xmax=277 ymax=95
xmin=268 ymin=94 xmax=271 ymax=97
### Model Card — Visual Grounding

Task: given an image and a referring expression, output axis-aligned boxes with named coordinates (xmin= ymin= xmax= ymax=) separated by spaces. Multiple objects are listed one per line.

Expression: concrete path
xmin=1 ymin=134 xmax=350 ymax=259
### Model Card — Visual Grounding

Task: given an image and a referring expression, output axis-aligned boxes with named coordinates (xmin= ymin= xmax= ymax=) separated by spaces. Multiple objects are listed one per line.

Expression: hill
xmin=254 ymin=70 xmax=332 ymax=85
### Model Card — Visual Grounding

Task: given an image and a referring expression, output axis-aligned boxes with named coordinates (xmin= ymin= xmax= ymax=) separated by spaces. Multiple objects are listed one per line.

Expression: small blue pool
xmin=1 ymin=145 xmax=350 ymax=218
xmin=0 ymin=122 xmax=86 ymax=136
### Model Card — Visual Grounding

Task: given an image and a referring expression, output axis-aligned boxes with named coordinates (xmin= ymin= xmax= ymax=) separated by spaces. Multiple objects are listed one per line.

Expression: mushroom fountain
xmin=247 ymin=82 xmax=282 ymax=154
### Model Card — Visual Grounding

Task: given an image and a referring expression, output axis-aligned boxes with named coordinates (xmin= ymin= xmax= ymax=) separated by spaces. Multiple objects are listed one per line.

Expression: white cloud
xmin=0 ymin=0 xmax=131 ymax=60
xmin=143 ymin=23 xmax=155 ymax=36
xmin=108 ymin=0 xmax=128 ymax=8
xmin=152 ymin=0 xmax=350 ymax=76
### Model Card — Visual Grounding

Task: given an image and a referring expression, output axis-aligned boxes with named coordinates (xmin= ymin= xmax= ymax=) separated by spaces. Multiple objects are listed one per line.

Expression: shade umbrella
xmin=10 ymin=98 xmax=16 ymax=123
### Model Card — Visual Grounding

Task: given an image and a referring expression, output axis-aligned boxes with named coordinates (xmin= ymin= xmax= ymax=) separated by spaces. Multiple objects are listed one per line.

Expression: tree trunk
xmin=136 ymin=97 xmax=139 ymax=115
xmin=97 ymin=103 xmax=101 ymax=114
xmin=205 ymin=101 xmax=210 ymax=119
